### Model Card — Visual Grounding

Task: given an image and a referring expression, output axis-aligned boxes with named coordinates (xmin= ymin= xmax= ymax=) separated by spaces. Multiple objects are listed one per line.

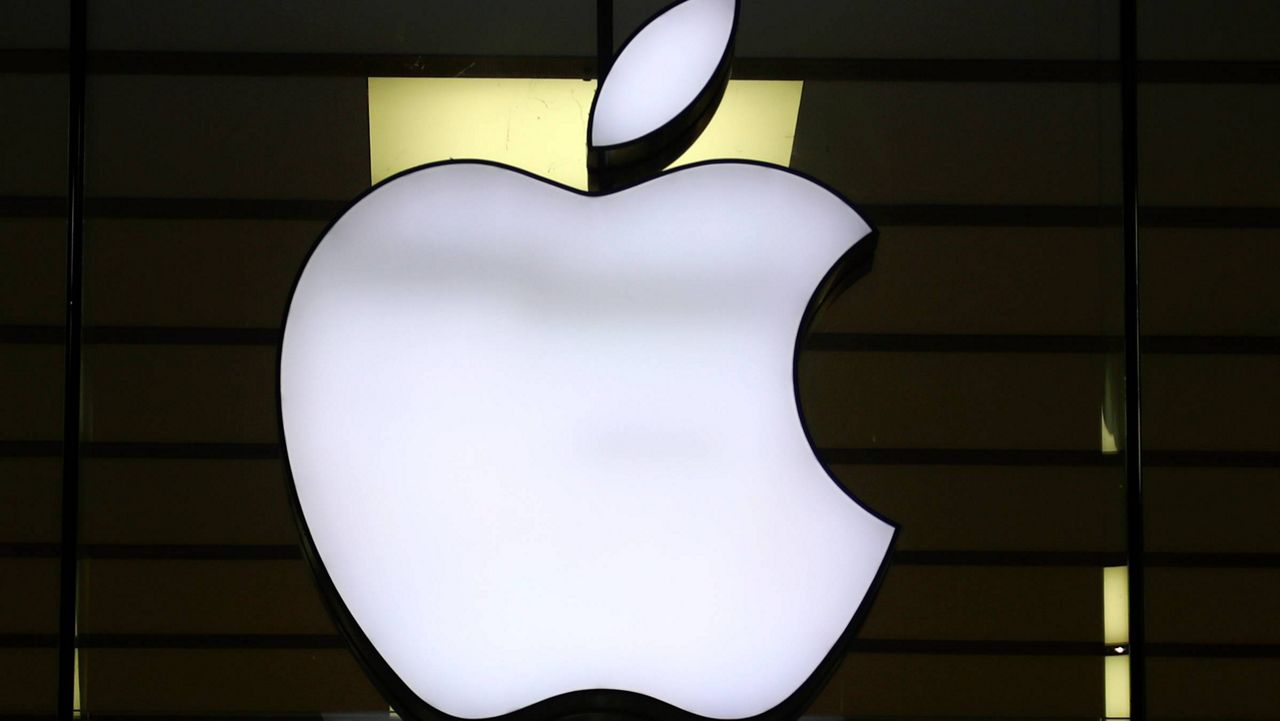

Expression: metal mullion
xmin=56 ymin=0 xmax=87 ymax=719
xmin=1120 ymin=0 xmax=1147 ymax=719
xmin=597 ymin=0 xmax=614 ymax=80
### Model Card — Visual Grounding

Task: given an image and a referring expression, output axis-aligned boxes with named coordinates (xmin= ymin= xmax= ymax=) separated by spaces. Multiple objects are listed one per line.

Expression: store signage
xmin=279 ymin=2 xmax=896 ymax=721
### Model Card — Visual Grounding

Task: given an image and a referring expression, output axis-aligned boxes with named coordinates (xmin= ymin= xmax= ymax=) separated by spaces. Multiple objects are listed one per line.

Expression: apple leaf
xmin=588 ymin=0 xmax=737 ymax=191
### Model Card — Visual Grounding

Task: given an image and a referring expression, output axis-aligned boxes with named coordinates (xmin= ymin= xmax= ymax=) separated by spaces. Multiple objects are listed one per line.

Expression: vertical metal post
xmin=597 ymin=0 xmax=614 ymax=79
xmin=1120 ymin=0 xmax=1146 ymax=719
xmin=58 ymin=0 xmax=87 ymax=719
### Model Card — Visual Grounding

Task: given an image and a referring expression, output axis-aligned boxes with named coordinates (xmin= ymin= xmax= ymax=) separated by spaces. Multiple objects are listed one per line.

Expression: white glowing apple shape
xmin=280 ymin=160 xmax=894 ymax=720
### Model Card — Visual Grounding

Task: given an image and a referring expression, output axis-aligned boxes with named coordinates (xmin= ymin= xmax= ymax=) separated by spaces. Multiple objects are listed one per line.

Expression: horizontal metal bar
xmin=75 ymin=633 xmax=346 ymax=649
xmin=83 ymin=442 xmax=282 ymax=459
xmin=849 ymin=639 xmax=1115 ymax=656
xmin=0 ymin=49 xmax=69 ymax=73
xmin=81 ymin=544 xmax=302 ymax=560
xmin=0 ymin=326 xmax=64 ymax=344
xmin=80 ymin=716 xmax=339 ymax=721
xmin=811 ymin=333 xmax=1274 ymax=355
xmin=6 ymin=197 xmax=1280 ymax=229
xmin=0 ymin=49 xmax=598 ymax=78
xmin=1147 ymin=642 xmax=1280 ymax=658
xmin=4 ymin=50 xmax=1279 ymax=84
xmin=737 ymin=58 xmax=1280 ymax=84
xmin=893 ymin=551 xmax=1127 ymax=567
xmin=1143 ymin=335 xmax=1280 ymax=354
xmin=0 ymin=543 xmax=61 ymax=558
xmin=80 ymin=717 xmax=340 ymax=721
xmin=93 ymin=52 xmax=598 ymax=79
xmin=819 ymin=333 xmax=1279 ymax=355
xmin=6 ymin=543 xmax=1275 ymax=568
xmin=92 ymin=197 xmax=346 ymax=220
xmin=820 ymin=448 xmax=1121 ymax=467
xmin=84 ymin=326 xmax=281 ymax=345
xmin=900 ymin=551 xmax=1280 ymax=568
xmin=2 ymin=633 xmax=1264 ymax=657
xmin=805 ymin=334 xmax=1122 ymax=354
xmin=47 ymin=717 xmax=1099 ymax=721
xmin=0 ymin=441 xmax=279 ymax=459
xmin=6 ymin=326 xmax=1279 ymax=356
xmin=0 ymin=196 xmax=66 ymax=216
xmin=871 ymin=205 xmax=1280 ymax=228
xmin=0 ymin=195 xmax=345 ymax=219
xmin=831 ymin=449 xmax=1280 ymax=468
xmin=0 ymin=634 xmax=58 ymax=648
xmin=733 ymin=58 xmax=1117 ymax=83
xmin=66 ymin=547 xmax=1137 ymax=566
xmin=814 ymin=717 xmax=1104 ymax=721
xmin=0 ymin=543 xmax=306 ymax=561
xmin=59 ymin=717 xmax=1088 ymax=721
xmin=1146 ymin=552 xmax=1280 ymax=568
xmin=0 ymin=441 xmax=62 ymax=457
xmin=1145 ymin=450 xmax=1280 ymax=468
xmin=3 ymin=442 xmax=1276 ymax=467
xmin=867 ymin=204 xmax=1121 ymax=226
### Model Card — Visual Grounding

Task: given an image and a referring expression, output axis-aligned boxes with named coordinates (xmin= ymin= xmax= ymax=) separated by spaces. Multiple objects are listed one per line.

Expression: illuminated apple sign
xmin=279 ymin=2 xmax=897 ymax=721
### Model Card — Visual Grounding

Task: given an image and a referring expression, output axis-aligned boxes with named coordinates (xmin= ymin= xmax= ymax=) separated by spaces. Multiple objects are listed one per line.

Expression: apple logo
xmin=278 ymin=2 xmax=897 ymax=721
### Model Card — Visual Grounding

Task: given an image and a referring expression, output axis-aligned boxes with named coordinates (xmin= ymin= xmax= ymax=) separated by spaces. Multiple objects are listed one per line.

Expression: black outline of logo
xmin=278 ymin=2 xmax=898 ymax=720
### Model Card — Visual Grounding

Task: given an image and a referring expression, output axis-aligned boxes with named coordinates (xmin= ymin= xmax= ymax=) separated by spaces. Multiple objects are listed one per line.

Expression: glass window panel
xmin=622 ymin=0 xmax=1120 ymax=60
xmin=79 ymin=560 xmax=332 ymax=635
xmin=799 ymin=352 xmax=1109 ymax=450
xmin=0 ymin=3 xmax=66 ymax=716
xmin=840 ymin=464 xmax=1126 ymax=553
xmin=1145 ymin=468 xmax=1280 ymax=554
xmin=0 ymin=346 xmax=64 ymax=440
xmin=83 ymin=346 xmax=277 ymax=443
xmin=1146 ymin=569 xmax=1280 ymax=644
xmin=1143 ymin=355 xmax=1280 ymax=452
xmin=1142 ymin=230 xmax=1280 ymax=336
xmin=72 ymin=1 xmax=1139 ymax=718
xmin=818 ymin=654 xmax=1103 ymax=718
xmin=1148 ymin=659 xmax=1280 ymax=720
xmin=1139 ymin=2 xmax=1280 ymax=719
xmin=80 ymin=649 xmax=385 ymax=713
xmin=860 ymin=566 xmax=1104 ymax=641
xmin=817 ymin=227 xmax=1124 ymax=335
xmin=87 ymin=76 xmax=368 ymax=200
xmin=0 ymin=220 xmax=66 ymax=326
xmin=0 ymin=460 xmax=62 ymax=543
xmin=80 ymin=459 xmax=295 ymax=546
xmin=1139 ymin=85 xmax=1280 ymax=206
xmin=90 ymin=0 xmax=596 ymax=56
xmin=0 ymin=651 xmax=59 ymax=714
xmin=84 ymin=219 xmax=322 ymax=328
xmin=793 ymin=81 xmax=1121 ymax=205
xmin=0 ymin=75 xmax=68 ymax=196
xmin=1138 ymin=0 xmax=1280 ymax=61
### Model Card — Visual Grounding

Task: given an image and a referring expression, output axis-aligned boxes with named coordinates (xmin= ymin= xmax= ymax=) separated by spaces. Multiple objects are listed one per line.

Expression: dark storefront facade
xmin=1 ymin=1 xmax=1278 ymax=719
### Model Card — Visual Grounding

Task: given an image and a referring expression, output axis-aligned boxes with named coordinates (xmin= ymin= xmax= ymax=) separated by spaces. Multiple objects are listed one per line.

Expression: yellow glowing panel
xmin=669 ymin=80 xmax=803 ymax=169
xmin=369 ymin=78 xmax=802 ymax=190
xmin=1103 ymin=565 xmax=1129 ymax=645
xmin=1100 ymin=410 xmax=1119 ymax=454
xmin=1105 ymin=655 xmax=1130 ymax=718
xmin=1103 ymin=566 xmax=1130 ymax=719
xmin=369 ymin=78 xmax=597 ymax=189
xmin=1100 ymin=358 xmax=1121 ymax=453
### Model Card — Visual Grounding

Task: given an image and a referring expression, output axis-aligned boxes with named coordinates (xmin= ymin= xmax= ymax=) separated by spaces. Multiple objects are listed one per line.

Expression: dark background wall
xmin=1 ymin=1 xmax=1277 ymax=718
